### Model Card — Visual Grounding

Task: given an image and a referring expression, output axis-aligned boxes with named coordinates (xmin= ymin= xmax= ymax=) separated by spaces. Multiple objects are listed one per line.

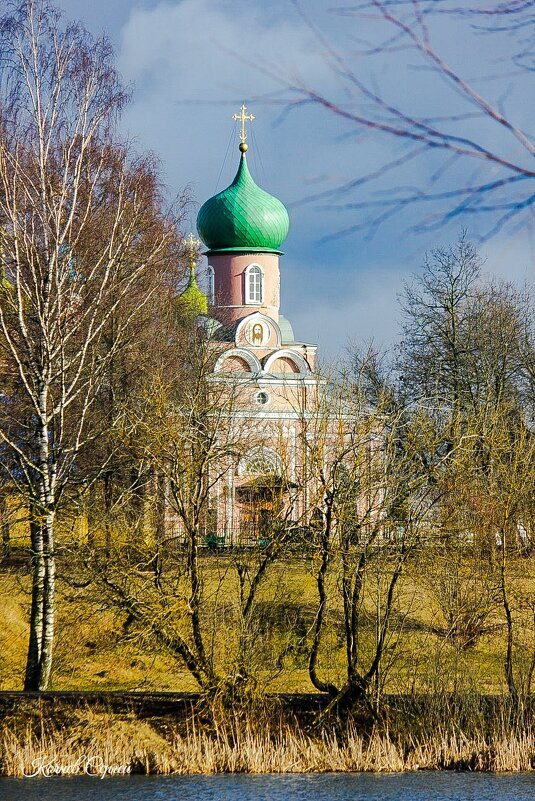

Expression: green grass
xmin=1 ymin=547 xmax=533 ymax=695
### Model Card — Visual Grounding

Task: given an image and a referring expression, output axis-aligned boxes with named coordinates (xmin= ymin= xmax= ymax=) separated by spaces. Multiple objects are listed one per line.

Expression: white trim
xmin=207 ymin=264 xmax=215 ymax=305
xmin=209 ymin=375 xmax=320 ymax=387
xmin=263 ymin=349 xmax=311 ymax=375
xmin=228 ymin=410 xmax=314 ymax=420
xmin=212 ymin=304 xmax=278 ymax=310
xmin=244 ymin=263 xmax=264 ymax=305
xmin=256 ymin=375 xmax=322 ymax=384
xmin=214 ymin=348 xmax=262 ymax=373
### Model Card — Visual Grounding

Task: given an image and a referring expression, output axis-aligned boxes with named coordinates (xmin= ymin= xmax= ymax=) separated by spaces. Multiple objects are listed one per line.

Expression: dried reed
xmin=2 ymin=709 xmax=535 ymax=777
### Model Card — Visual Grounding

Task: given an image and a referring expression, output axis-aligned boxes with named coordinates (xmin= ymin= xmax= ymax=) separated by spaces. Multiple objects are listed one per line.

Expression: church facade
xmin=182 ymin=108 xmax=323 ymax=546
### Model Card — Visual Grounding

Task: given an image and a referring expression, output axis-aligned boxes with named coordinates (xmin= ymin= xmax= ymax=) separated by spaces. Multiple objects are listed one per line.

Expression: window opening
xmin=207 ymin=265 xmax=215 ymax=304
xmin=255 ymin=391 xmax=269 ymax=406
xmin=246 ymin=264 xmax=263 ymax=304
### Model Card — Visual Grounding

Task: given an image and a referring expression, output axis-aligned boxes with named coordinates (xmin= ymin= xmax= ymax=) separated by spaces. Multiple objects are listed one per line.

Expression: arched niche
xmin=214 ymin=348 xmax=262 ymax=374
xmin=263 ymin=349 xmax=310 ymax=376
xmin=235 ymin=312 xmax=282 ymax=350
xmin=268 ymin=356 xmax=300 ymax=374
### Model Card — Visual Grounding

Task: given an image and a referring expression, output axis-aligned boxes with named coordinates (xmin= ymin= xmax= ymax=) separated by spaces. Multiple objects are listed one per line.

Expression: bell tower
xmin=197 ymin=105 xmax=289 ymax=328
xmin=194 ymin=107 xmax=319 ymax=546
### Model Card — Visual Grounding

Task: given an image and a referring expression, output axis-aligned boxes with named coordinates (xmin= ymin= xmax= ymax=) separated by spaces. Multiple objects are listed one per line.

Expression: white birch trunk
xmin=0 ymin=1 xmax=180 ymax=690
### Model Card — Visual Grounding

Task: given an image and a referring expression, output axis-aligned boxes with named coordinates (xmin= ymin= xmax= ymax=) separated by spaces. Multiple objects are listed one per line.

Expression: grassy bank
xmin=3 ymin=547 xmax=535 ymax=776
xmin=0 ymin=552 xmax=527 ymax=696
xmin=2 ymin=698 xmax=535 ymax=776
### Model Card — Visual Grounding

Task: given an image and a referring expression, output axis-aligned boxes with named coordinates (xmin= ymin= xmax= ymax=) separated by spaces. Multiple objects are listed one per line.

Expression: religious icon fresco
xmin=245 ymin=320 xmax=268 ymax=346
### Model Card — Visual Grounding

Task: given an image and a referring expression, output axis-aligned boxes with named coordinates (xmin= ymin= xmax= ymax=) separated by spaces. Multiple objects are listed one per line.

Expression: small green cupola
xmin=197 ymin=151 xmax=290 ymax=254
xmin=177 ymin=264 xmax=207 ymax=319
xmin=177 ymin=234 xmax=208 ymax=320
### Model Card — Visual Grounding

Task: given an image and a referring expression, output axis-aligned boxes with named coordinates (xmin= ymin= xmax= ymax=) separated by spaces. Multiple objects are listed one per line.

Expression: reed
xmin=2 ymin=708 xmax=535 ymax=776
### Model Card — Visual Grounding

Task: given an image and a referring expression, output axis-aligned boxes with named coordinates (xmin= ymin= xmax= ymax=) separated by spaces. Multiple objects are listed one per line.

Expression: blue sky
xmin=57 ymin=0 xmax=534 ymax=362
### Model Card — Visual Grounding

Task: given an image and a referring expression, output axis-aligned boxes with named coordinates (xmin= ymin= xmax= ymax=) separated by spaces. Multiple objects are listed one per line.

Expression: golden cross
xmin=183 ymin=233 xmax=201 ymax=252
xmin=183 ymin=233 xmax=201 ymax=262
xmin=233 ymin=104 xmax=255 ymax=144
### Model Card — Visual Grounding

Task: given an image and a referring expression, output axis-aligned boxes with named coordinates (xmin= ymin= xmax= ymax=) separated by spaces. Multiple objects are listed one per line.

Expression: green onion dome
xmin=177 ymin=264 xmax=207 ymax=320
xmin=197 ymin=153 xmax=290 ymax=252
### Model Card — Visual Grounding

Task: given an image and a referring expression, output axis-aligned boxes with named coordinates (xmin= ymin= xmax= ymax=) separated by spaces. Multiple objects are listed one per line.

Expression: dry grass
xmin=1 ymin=549 xmax=534 ymax=697
xmin=2 ymin=709 xmax=535 ymax=777
xmin=0 ymin=562 xmax=511 ymax=694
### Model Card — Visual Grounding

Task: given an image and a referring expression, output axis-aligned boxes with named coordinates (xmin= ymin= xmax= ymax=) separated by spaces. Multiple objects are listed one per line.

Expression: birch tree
xmin=0 ymin=0 xmax=180 ymax=690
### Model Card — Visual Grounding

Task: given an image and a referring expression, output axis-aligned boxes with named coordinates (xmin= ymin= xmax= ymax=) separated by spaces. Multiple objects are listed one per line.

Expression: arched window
xmin=245 ymin=264 xmax=263 ymax=304
xmin=237 ymin=446 xmax=282 ymax=478
xmin=207 ymin=265 xmax=215 ymax=304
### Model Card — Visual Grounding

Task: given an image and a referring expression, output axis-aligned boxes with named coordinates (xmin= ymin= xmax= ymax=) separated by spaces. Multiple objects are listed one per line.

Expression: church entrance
xmin=235 ymin=478 xmax=285 ymax=547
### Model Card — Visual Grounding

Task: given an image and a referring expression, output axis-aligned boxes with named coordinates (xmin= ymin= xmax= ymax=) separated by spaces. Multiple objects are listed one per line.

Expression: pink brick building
xmin=183 ymin=113 xmax=323 ymax=546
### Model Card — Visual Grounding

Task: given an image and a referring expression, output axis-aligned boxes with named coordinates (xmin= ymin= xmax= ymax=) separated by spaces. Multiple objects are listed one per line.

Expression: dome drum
xmin=209 ymin=252 xmax=280 ymax=314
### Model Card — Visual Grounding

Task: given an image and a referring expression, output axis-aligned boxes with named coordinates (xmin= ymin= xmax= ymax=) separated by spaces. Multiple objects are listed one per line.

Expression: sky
xmin=56 ymin=0 xmax=535 ymax=363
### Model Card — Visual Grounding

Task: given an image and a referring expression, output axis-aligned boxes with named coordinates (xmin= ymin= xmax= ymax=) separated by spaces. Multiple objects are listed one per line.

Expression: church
xmin=179 ymin=107 xmax=322 ymax=546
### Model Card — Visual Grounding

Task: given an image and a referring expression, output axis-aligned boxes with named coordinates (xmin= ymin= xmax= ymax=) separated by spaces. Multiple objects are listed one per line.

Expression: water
xmin=1 ymin=773 xmax=535 ymax=801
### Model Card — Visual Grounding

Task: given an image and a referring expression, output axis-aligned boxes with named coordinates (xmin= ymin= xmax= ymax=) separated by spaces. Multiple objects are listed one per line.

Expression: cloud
xmin=286 ymin=229 xmax=535 ymax=366
xmin=113 ymin=0 xmax=534 ymax=359
xmin=481 ymin=231 xmax=535 ymax=287
xmin=116 ymin=0 xmax=332 ymax=195
xmin=284 ymin=256 xmax=405 ymax=364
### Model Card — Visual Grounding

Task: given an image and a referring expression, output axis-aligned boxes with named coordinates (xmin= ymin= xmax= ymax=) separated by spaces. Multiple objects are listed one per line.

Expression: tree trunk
xmin=86 ymin=483 xmax=96 ymax=548
xmin=24 ymin=509 xmax=45 ymax=690
xmin=103 ymin=472 xmax=113 ymax=554
xmin=500 ymin=531 xmax=518 ymax=707
xmin=308 ymin=505 xmax=338 ymax=696
xmin=0 ymin=495 xmax=9 ymax=561
xmin=24 ymin=506 xmax=56 ymax=690
xmin=38 ymin=511 xmax=56 ymax=690
xmin=25 ymin=400 xmax=57 ymax=692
